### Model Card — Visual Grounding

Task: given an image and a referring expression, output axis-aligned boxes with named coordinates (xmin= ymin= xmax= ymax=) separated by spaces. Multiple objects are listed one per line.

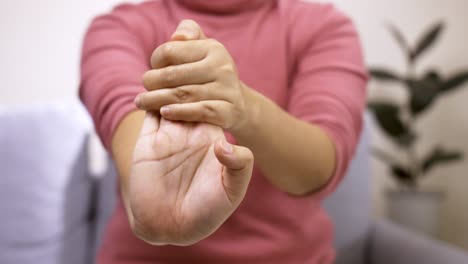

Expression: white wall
xmin=0 ymin=0 xmax=142 ymax=176
xmin=327 ymin=0 xmax=468 ymax=250
xmin=0 ymin=0 xmax=141 ymax=106
xmin=1 ymin=0 xmax=467 ymax=250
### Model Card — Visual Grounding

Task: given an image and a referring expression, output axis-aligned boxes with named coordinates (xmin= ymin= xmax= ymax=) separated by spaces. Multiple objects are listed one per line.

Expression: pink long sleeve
xmin=80 ymin=3 xmax=158 ymax=149
xmin=80 ymin=1 xmax=367 ymax=263
xmin=287 ymin=3 xmax=368 ymax=199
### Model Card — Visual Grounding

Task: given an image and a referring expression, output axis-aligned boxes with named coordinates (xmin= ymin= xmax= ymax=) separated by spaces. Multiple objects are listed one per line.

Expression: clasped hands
xmin=136 ymin=19 xmax=252 ymax=134
xmin=128 ymin=20 xmax=254 ymax=246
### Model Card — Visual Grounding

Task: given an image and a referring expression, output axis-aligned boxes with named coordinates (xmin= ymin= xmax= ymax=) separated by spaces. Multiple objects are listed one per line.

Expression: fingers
xmin=150 ymin=40 xmax=209 ymax=69
xmin=150 ymin=19 xmax=208 ymax=69
xmin=143 ymin=60 xmax=215 ymax=90
xmin=135 ymin=83 xmax=233 ymax=111
xmin=158 ymin=101 xmax=235 ymax=129
xmin=171 ymin=19 xmax=207 ymax=41
xmin=214 ymin=140 xmax=254 ymax=204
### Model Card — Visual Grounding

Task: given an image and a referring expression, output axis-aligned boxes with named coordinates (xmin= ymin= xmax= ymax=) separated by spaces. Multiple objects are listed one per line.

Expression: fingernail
xmin=222 ymin=140 xmax=233 ymax=154
xmin=160 ymin=106 xmax=170 ymax=116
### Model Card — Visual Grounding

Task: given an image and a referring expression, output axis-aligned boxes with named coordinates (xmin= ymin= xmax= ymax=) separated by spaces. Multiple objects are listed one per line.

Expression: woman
xmin=80 ymin=0 xmax=367 ymax=263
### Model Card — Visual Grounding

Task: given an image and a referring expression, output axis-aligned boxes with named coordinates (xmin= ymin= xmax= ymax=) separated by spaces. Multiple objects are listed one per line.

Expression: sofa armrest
xmin=369 ymin=220 xmax=468 ymax=264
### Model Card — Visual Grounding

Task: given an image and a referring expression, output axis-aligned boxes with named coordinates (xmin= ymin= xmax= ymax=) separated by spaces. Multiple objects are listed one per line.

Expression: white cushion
xmin=0 ymin=102 xmax=94 ymax=264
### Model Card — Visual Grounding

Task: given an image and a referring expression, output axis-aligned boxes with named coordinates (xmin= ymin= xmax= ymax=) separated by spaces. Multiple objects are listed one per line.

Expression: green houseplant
xmin=368 ymin=21 xmax=468 ymax=236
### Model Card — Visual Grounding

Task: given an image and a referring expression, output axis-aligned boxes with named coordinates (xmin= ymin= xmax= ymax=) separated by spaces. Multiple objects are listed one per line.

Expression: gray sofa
xmin=323 ymin=114 xmax=468 ymax=264
xmin=1 ymin=102 xmax=467 ymax=264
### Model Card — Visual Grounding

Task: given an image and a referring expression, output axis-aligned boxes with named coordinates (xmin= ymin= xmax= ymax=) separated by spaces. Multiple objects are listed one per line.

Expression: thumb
xmin=214 ymin=139 xmax=254 ymax=204
xmin=171 ymin=19 xmax=206 ymax=41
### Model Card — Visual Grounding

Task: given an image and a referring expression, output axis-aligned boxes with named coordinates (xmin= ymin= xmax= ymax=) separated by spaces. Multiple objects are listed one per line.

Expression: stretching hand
xmin=128 ymin=20 xmax=254 ymax=246
xmin=136 ymin=20 xmax=254 ymax=137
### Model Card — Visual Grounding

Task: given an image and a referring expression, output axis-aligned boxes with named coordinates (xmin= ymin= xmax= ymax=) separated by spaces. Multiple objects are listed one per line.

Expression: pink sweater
xmin=80 ymin=0 xmax=367 ymax=263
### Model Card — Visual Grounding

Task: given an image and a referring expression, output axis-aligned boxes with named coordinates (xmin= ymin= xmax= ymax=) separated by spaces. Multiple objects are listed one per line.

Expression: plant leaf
xmin=407 ymin=75 xmax=440 ymax=115
xmin=386 ymin=23 xmax=411 ymax=58
xmin=422 ymin=147 xmax=463 ymax=173
xmin=368 ymin=102 xmax=410 ymax=140
xmin=370 ymin=68 xmax=403 ymax=82
xmin=410 ymin=21 xmax=445 ymax=63
xmin=391 ymin=165 xmax=416 ymax=187
xmin=440 ymin=71 xmax=468 ymax=93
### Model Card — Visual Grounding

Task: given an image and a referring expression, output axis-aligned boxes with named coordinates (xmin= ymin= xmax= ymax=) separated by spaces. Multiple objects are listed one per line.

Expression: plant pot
xmin=386 ymin=189 xmax=444 ymax=237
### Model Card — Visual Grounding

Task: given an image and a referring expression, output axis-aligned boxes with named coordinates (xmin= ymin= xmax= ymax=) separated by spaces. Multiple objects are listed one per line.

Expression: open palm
xmin=128 ymin=113 xmax=253 ymax=245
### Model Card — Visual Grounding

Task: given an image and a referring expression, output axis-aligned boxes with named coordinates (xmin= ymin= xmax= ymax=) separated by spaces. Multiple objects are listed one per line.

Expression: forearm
xmin=111 ymin=88 xmax=335 ymax=200
xmin=111 ymin=110 xmax=145 ymax=215
xmin=234 ymin=85 xmax=336 ymax=196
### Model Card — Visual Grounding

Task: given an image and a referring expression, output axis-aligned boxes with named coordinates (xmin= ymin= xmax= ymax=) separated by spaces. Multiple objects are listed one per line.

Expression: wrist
xmin=230 ymin=82 xmax=263 ymax=141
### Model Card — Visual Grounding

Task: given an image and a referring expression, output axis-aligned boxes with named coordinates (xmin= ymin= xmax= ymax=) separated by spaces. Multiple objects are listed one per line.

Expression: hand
xmin=127 ymin=20 xmax=254 ymax=246
xmin=129 ymin=113 xmax=253 ymax=246
xmin=136 ymin=20 xmax=253 ymax=136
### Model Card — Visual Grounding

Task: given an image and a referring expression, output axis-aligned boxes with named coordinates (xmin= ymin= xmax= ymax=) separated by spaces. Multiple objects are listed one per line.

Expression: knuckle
xmin=174 ymin=86 xmax=191 ymax=102
xmin=201 ymin=103 xmax=217 ymax=120
xmin=201 ymin=103 xmax=227 ymax=127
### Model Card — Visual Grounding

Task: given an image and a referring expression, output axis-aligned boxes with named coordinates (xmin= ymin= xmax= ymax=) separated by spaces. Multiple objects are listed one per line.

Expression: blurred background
xmin=1 ymin=0 xmax=467 ymax=263
xmin=333 ymin=0 xmax=468 ymax=250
